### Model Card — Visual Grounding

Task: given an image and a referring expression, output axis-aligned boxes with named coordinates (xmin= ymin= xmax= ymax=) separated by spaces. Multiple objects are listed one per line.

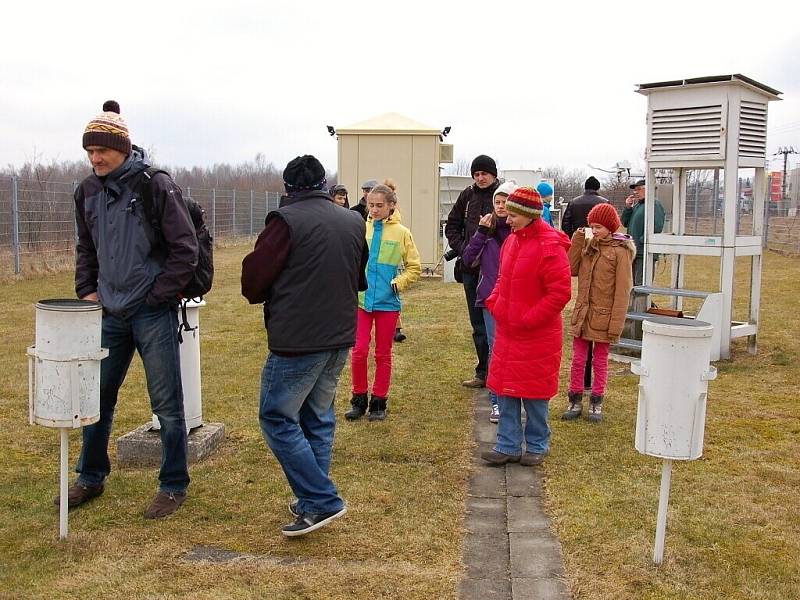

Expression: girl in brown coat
xmin=562 ymin=203 xmax=635 ymax=422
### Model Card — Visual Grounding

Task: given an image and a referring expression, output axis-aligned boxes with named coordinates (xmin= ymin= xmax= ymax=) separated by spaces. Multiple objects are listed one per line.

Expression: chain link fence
xmin=0 ymin=176 xmax=283 ymax=276
xmin=1 ymin=176 xmax=798 ymax=277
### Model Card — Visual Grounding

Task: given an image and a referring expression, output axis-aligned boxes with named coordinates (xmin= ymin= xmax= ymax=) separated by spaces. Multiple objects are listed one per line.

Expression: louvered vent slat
xmin=738 ymin=101 xmax=767 ymax=157
xmin=650 ymin=104 xmax=722 ymax=157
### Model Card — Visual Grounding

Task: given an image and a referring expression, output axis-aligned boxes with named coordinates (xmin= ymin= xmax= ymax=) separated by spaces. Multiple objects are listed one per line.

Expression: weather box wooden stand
xmin=635 ymin=75 xmax=782 ymax=359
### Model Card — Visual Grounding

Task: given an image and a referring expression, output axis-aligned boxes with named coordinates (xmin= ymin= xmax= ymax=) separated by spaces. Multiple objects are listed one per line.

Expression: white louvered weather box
xmin=635 ymin=75 xmax=781 ymax=359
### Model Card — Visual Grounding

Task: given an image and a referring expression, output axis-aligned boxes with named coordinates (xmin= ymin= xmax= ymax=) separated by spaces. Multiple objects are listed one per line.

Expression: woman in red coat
xmin=482 ymin=187 xmax=572 ymax=467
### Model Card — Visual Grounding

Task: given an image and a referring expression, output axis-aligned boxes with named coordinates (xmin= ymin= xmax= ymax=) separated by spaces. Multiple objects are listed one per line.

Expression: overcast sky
xmin=2 ymin=0 xmax=799 ymax=176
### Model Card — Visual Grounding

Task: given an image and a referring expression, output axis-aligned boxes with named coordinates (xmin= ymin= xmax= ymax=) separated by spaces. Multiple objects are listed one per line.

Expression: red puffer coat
xmin=485 ymin=219 xmax=572 ymax=399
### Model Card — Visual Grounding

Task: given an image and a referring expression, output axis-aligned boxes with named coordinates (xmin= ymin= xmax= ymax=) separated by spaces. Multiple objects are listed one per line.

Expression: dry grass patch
xmin=1 ymin=244 xmax=798 ymax=599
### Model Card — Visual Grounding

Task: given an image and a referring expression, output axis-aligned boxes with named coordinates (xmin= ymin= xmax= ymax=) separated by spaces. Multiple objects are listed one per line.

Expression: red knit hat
xmin=505 ymin=186 xmax=543 ymax=219
xmin=587 ymin=203 xmax=621 ymax=233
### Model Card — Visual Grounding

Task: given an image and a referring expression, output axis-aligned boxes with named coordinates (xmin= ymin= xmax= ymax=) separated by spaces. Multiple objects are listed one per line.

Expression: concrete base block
xmin=116 ymin=422 xmax=225 ymax=468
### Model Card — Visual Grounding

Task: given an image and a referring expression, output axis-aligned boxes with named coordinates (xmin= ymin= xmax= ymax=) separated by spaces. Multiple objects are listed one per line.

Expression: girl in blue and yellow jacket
xmin=345 ymin=179 xmax=421 ymax=422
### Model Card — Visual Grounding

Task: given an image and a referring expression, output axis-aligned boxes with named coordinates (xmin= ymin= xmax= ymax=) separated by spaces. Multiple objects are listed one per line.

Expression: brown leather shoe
xmin=520 ymin=452 xmax=546 ymax=466
xmin=461 ymin=377 xmax=486 ymax=389
xmin=481 ymin=450 xmax=521 ymax=465
xmin=144 ymin=491 xmax=187 ymax=519
xmin=53 ymin=482 xmax=104 ymax=508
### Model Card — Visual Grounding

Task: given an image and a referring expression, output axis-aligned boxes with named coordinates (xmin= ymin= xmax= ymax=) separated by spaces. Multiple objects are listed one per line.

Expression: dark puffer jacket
xmin=561 ymin=190 xmax=609 ymax=239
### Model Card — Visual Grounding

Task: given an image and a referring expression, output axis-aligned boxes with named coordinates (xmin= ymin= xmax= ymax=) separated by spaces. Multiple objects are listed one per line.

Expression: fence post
xmin=249 ymin=190 xmax=254 ymax=236
xmin=212 ymin=188 xmax=217 ymax=240
xmin=232 ymin=189 xmax=236 ymax=237
xmin=72 ymin=180 xmax=79 ymax=247
xmin=11 ymin=176 xmax=21 ymax=274
xmin=187 ymin=186 xmax=192 ymax=199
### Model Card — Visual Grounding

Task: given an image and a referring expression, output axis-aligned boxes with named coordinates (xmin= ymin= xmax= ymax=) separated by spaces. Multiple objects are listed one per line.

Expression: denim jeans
xmin=482 ymin=309 xmax=498 ymax=408
xmin=77 ymin=302 xmax=189 ymax=494
xmin=494 ymin=395 xmax=550 ymax=456
xmin=259 ymin=348 xmax=349 ymax=515
xmin=462 ymin=270 xmax=488 ymax=380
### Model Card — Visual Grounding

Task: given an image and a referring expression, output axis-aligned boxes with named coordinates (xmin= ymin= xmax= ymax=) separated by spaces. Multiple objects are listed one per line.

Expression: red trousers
xmin=351 ymin=308 xmax=399 ymax=398
xmin=569 ymin=337 xmax=610 ymax=396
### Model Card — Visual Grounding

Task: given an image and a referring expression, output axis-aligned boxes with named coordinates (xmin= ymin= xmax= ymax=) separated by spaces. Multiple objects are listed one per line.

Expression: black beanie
xmin=470 ymin=155 xmax=497 ymax=177
xmin=283 ymin=155 xmax=327 ymax=192
xmin=584 ymin=176 xmax=601 ymax=191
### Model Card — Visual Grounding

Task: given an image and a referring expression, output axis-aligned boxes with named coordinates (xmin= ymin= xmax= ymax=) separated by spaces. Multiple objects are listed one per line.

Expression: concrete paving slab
xmin=509 ymin=533 xmax=565 ymax=579
xmin=468 ymin=463 xmax=506 ymax=498
xmin=512 ymin=577 xmax=571 ymax=600
xmin=460 ymin=577 xmax=512 ymax=600
xmin=463 ymin=532 xmax=509 ymax=579
xmin=506 ymin=463 xmax=543 ymax=497
xmin=465 ymin=497 xmax=506 ymax=534
xmin=507 ymin=496 xmax=552 ymax=532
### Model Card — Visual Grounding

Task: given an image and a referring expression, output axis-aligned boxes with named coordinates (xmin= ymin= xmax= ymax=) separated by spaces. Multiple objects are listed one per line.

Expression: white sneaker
xmin=489 ymin=404 xmax=500 ymax=424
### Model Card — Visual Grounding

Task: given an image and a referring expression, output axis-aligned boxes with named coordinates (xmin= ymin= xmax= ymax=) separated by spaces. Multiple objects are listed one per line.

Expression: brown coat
xmin=568 ymin=229 xmax=636 ymax=343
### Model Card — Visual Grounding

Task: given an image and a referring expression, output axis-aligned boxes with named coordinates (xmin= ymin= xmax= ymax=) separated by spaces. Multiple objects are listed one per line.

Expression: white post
xmin=59 ymin=428 xmax=69 ymax=540
xmin=653 ymin=459 xmax=673 ymax=565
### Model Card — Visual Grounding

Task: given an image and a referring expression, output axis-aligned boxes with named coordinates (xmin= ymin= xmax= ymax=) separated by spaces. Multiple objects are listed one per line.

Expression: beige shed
xmin=336 ymin=112 xmax=448 ymax=268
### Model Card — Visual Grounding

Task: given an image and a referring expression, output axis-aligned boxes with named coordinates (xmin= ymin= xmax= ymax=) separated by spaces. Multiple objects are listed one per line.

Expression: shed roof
xmin=337 ymin=112 xmax=441 ymax=135
xmin=636 ymin=74 xmax=782 ymax=99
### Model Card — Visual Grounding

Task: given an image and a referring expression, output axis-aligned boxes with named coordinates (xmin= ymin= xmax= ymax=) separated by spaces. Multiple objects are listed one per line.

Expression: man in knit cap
xmin=445 ymin=154 xmax=500 ymax=388
xmin=561 ymin=176 xmax=610 ymax=239
xmin=242 ymin=155 xmax=369 ymax=537
xmin=62 ymin=101 xmax=199 ymax=519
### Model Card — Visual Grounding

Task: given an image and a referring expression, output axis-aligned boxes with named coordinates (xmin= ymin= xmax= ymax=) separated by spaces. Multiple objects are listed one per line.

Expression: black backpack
xmin=136 ymin=167 xmax=214 ymax=302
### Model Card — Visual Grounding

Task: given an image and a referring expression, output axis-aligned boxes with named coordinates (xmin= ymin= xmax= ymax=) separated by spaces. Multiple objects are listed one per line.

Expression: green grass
xmin=0 ymin=245 xmax=798 ymax=599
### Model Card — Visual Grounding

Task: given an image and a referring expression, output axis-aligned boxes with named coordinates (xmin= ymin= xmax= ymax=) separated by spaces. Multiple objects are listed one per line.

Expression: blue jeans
xmin=259 ymin=348 xmax=349 ymax=515
xmin=462 ymin=270 xmax=488 ymax=380
xmin=494 ymin=396 xmax=550 ymax=456
xmin=482 ymin=309 xmax=498 ymax=408
xmin=77 ymin=303 xmax=189 ymax=494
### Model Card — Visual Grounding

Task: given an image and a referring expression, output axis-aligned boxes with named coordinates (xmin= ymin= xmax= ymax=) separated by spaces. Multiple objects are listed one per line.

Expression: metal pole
xmin=72 ymin=181 xmax=79 ymax=247
xmin=232 ymin=190 xmax=236 ymax=236
xmin=59 ymin=428 xmax=69 ymax=540
xmin=250 ymin=190 xmax=254 ymax=236
xmin=653 ymin=459 xmax=673 ymax=565
xmin=11 ymin=175 xmax=21 ymax=274
xmin=212 ymin=189 xmax=217 ymax=240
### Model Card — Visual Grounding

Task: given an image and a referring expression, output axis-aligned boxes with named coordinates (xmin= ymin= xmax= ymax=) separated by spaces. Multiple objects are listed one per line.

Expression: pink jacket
xmin=486 ymin=218 xmax=572 ymax=399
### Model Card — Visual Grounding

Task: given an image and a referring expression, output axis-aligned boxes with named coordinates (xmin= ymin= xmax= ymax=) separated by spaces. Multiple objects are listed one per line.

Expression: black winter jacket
xmin=444 ymin=180 xmax=500 ymax=274
xmin=561 ymin=190 xmax=609 ymax=239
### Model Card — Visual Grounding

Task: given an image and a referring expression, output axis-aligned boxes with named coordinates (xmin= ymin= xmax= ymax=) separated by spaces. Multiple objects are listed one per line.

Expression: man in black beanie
xmin=445 ymin=154 xmax=500 ymax=388
xmin=561 ymin=176 xmax=610 ymax=239
xmin=242 ymin=154 xmax=369 ymax=537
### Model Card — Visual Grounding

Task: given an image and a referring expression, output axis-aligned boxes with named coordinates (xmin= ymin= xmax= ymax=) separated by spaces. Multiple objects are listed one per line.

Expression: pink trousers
xmin=351 ymin=308 xmax=399 ymax=398
xmin=569 ymin=337 xmax=610 ymax=396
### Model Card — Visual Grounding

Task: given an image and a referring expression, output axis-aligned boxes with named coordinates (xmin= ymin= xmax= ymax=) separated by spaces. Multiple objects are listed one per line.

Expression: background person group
xmin=448 ymin=156 xmax=640 ymax=466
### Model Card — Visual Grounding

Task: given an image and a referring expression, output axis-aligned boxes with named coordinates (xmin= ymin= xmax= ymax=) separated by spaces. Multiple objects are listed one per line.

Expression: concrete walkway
xmin=459 ymin=390 xmax=571 ymax=600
